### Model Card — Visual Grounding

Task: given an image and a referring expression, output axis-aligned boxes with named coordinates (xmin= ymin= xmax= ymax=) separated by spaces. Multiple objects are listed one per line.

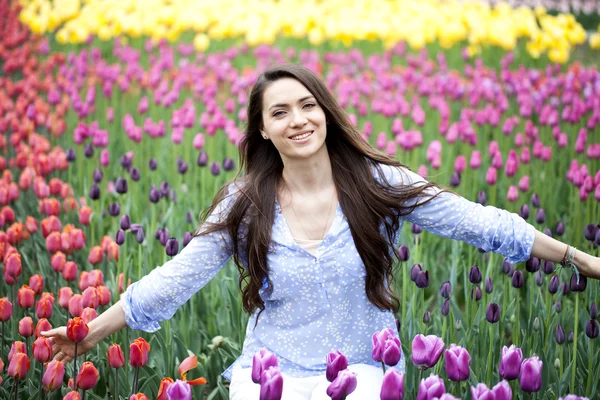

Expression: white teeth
xmin=290 ymin=131 xmax=313 ymax=141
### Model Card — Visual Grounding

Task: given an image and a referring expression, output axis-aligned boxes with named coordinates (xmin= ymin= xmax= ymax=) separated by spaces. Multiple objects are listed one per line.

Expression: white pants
xmin=229 ymin=363 xmax=385 ymax=400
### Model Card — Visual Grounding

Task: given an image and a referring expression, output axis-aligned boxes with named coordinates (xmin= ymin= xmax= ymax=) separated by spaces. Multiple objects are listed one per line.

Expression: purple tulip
xmin=397 ymin=245 xmax=410 ymax=262
xmin=519 ymin=204 xmax=530 ymax=219
xmin=501 ymin=258 xmax=513 ymax=275
xmin=149 ymin=158 xmax=158 ymax=170
xmin=223 ymin=157 xmax=235 ymax=171
xmin=423 ymin=311 xmax=432 ymax=325
xmin=251 ymin=348 xmax=279 ymax=384
xmin=559 ymin=395 xmax=590 ymax=400
xmin=186 ymin=212 xmax=193 ymax=224
xmin=411 ymin=334 xmax=445 ymax=369
xmin=182 ymin=232 xmax=192 ymax=247
xmin=477 ymin=191 xmax=486 ymax=205
xmin=535 ymin=208 xmax=546 ymax=224
xmin=410 ymin=264 xmax=423 ymax=282
xmin=470 ymin=286 xmax=482 ymax=301
xmin=120 ymin=154 xmax=132 ymax=169
xmin=491 ymin=380 xmax=512 ymax=400
xmin=568 ymin=331 xmax=574 ymax=343
xmin=115 ymin=229 xmax=125 ymax=246
xmin=535 ymin=271 xmax=544 ymax=286
xmin=512 ymin=270 xmax=525 ymax=288
xmin=115 ymin=177 xmax=128 ymax=194
xmin=415 ymin=270 xmax=430 ymax=288
xmin=66 ymin=148 xmax=76 ymax=162
xmin=260 ymin=366 xmax=283 ymax=400
xmin=416 ymin=374 xmax=445 ymax=400
xmin=555 ymin=221 xmax=565 ymax=236
xmin=84 ymin=143 xmax=94 ymax=158
xmin=149 ymin=187 xmax=161 ymax=203
xmin=326 ymin=350 xmax=348 ymax=382
xmin=499 ymin=345 xmax=522 ymax=380
xmin=519 ymin=356 xmax=543 ymax=392
xmin=544 ymin=228 xmax=553 ymax=237
xmin=555 ymin=323 xmax=565 ymax=344
xmin=326 ymin=369 xmax=357 ymax=400
xmin=440 ymin=282 xmax=451 ymax=299
xmin=380 ymin=368 xmax=404 ymax=400
xmin=441 ymin=299 xmax=450 ymax=316
xmin=471 ymin=383 xmax=495 ymax=400
xmin=411 ymin=224 xmax=423 ymax=234
xmin=543 ymin=260 xmax=555 ymax=275
xmin=166 ymin=238 xmax=179 ymax=256
xmin=120 ymin=215 xmax=131 ymax=230
xmin=372 ymin=328 xmax=400 ymax=364
xmin=130 ymin=167 xmax=141 ymax=181
xmin=444 ymin=344 xmax=470 ymax=381
xmin=590 ymin=302 xmax=598 ymax=320
xmin=210 ymin=162 xmax=221 ymax=176
xmin=435 ymin=395 xmax=459 ymax=400
xmin=570 ymin=273 xmax=587 ymax=292
xmin=585 ymin=319 xmax=599 ymax=339
xmin=555 ymin=300 xmax=563 ymax=313
xmin=166 ymin=379 xmax=192 ymax=400
xmin=548 ymin=275 xmax=559 ymax=294
xmin=486 ymin=303 xmax=501 ymax=323
xmin=93 ymin=168 xmax=103 ymax=183
xmin=525 ymin=257 xmax=540 ymax=273
xmin=485 ymin=277 xmax=493 ymax=293
xmin=135 ymin=228 xmax=145 ymax=244
xmin=89 ymin=183 xmax=100 ymax=200
xmin=449 ymin=172 xmax=461 ymax=187
xmin=584 ymin=224 xmax=598 ymax=241
xmin=178 ymin=161 xmax=188 ymax=174
xmin=531 ymin=193 xmax=540 ymax=208
xmin=108 ymin=202 xmax=120 ymax=216
xmin=197 ymin=151 xmax=208 ymax=166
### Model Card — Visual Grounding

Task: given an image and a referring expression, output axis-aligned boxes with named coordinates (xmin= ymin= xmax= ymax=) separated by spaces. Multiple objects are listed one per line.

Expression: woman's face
xmin=260 ymin=78 xmax=328 ymax=163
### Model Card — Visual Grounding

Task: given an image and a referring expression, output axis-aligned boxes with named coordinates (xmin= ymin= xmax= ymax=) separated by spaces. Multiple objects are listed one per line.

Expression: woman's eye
xmin=272 ymin=111 xmax=284 ymax=117
xmin=304 ymin=103 xmax=315 ymax=108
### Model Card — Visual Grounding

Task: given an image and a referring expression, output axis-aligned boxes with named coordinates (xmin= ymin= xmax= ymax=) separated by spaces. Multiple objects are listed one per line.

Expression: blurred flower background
xmin=0 ymin=0 xmax=599 ymax=398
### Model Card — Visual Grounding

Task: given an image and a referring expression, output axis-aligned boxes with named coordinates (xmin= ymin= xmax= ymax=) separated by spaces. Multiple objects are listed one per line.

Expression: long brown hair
xmin=195 ymin=64 xmax=446 ymax=326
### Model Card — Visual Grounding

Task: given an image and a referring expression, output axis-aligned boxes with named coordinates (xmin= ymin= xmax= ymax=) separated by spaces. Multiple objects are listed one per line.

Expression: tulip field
xmin=2 ymin=0 xmax=600 ymax=398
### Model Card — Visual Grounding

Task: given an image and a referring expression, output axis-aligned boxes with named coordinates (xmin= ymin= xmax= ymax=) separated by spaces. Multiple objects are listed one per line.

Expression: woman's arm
xmin=530 ymin=230 xmax=600 ymax=279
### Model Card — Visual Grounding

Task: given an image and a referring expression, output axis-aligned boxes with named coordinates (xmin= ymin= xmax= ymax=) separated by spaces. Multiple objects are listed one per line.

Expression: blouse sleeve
xmin=379 ymin=164 xmax=536 ymax=264
xmin=120 ymin=185 xmax=237 ymax=332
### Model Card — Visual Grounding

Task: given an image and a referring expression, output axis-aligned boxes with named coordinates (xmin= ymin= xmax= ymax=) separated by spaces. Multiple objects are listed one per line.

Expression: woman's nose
xmin=290 ymin=108 xmax=308 ymax=127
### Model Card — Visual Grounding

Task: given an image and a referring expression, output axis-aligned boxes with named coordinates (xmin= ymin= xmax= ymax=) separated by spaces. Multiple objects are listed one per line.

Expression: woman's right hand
xmin=41 ymin=327 xmax=98 ymax=364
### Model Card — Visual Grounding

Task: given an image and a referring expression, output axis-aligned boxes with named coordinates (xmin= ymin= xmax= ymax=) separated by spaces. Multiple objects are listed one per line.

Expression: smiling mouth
xmin=289 ymin=131 xmax=313 ymax=141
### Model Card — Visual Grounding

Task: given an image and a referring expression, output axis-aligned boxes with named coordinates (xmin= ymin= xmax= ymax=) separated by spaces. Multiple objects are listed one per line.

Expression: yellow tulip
xmin=193 ymin=33 xmax=210 ymax=52
xmin=589 ymin=33 xmax=600 ymax=50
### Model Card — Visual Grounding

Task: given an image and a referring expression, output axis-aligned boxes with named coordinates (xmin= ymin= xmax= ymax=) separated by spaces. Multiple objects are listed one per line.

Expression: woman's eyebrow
xmin=267 ymin=95 xmax=315 ymax=111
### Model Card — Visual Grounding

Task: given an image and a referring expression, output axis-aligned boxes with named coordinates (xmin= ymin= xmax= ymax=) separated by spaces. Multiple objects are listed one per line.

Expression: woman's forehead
xmin=262 ymin=79 xmax=313 ymax=109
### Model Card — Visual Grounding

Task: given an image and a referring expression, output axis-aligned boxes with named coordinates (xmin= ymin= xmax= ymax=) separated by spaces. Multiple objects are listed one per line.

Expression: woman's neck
xmin=280 ymin=149 xmax=334 ymax=196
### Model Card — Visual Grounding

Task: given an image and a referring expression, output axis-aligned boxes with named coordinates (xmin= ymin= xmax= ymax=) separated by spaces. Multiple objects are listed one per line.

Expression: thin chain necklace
xmin=285 ymin=182 xmax=336 ymax=241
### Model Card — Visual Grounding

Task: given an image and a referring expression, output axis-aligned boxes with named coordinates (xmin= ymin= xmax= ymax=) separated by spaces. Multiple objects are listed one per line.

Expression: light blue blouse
xmin=120 ymin=163 xmax=536 ymax=381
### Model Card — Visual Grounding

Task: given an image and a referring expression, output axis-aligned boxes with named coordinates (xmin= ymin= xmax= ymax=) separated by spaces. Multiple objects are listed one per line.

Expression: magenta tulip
xmin=251 ymin=348 xmax=278 ymax=384
xmin=492 ymin=380 xmax=512 ymax=400
xmin=326 ymin=350 xmax=348 ymax=382
xmin=444 ymin=344 xmax=470 ymax=381
xmin=380 ymin=368 xmax=404 ymax=400
xmin=499 ymin=345 xmax=522 ymax=380
xmin=519 ymin=356 xmax=543 ymax=392
xmin=411 ymin=334 xmax=445 ymax=369
xmin=260 ymin=366 xmax=283 ymax=400
xmin=416 ymin=374 xmax=445 ymax=400
xmin=326 ymin=369 xmax=357 ymax=400
xmin=471 ymin=383 xmax=495 ymax=400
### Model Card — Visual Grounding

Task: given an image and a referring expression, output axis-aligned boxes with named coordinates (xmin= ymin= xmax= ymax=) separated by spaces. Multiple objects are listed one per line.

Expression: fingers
xmin=41 ymin=326 xmax=67 ymax=338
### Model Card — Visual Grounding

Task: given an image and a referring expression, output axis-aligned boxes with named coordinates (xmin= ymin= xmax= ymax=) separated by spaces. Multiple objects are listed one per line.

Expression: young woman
xmin=43 ymin=64 xmax=600 ymax=399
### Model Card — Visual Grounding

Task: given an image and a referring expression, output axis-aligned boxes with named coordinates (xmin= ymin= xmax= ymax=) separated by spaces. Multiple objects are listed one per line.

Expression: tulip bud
xmin=197 ymin=152 xmax=208 ymax=167
xmin=555 ymin=221 xmax=565 ymax=236
xmin=35 ymin=319 xmax=52 ymax=338
xmin=567 ymin=331 xmax=574 ymax=343
xmin=525 ymin=257 xmax=540 ymax=273
xmin=410 ymin=264 xmax=422 ymax=282
xmin=535 ymin=208 xmax=546 ymax=224
xmin=0 ymin=297 xmax=12 ymax=321
xmin=380 ymin=368 xmax=404 ymax=400
xmin=415 ymin=270 xmax=430 ymax=289
xmin=210 ymin=162 xmax=220 ymax=176
xmin=223 ymin=157 xmax=235 ymax=171
xmin=76 ymin=361 xmax=99 ymax=390
xmin=108 ymin=344 xmax=125 ymax=368
xmin=445 ymin=344 xmax=470 ymax=381
xmin=512 ymin=270 xmax=525 ymax=288
xmin=423 ymin=311 xmax=432 ymax=325
xmin=533 ymin=317 xmax=540 ymax=331
xmin=32 ymin=337 xmax=53 ymax=362
xmin=17 ymin=285 xmax=35 ymax=309
xmin=66 ymin=149 xmax=76 ymax=162
xmin=555 ymin=323 xmax=566 ymax=344
xmin=554 ymin=358 xmax=561 ymax=369
xmin=135 ymin=228 xmax=145 ymax=244
xmin=486 ymin=303 xmax=501 ymax=323
xmin=531 ymin=193 xmax=540 ymax=208
xmin=555 ymin=300 xmax=562 ymax=313
xmin=441 ymin=299 xmax=450 ymax=316
xmin=470 ymin=286 xmax=482 ymax=301
xmin=326 ymin=350 xmax=349 ymax=382
xmin=165 ymin=238 xmax=179 ymax=256
xmin=570 ymin=273 xmax=587 ymax=292
xmin=440 ymin=281 xmax=451 ymax=299
xmin=519 ymin=204 xmax=530 ymax=220
xmin=485 ymin=277 xmax=493 ymax=293
xmin=89 ymin=183 xmax=100 ymax=200
xmin=586 ymin=320 xmax=599 ymax=339
xmin=397 ymin=245 xmax=410 ymax=262
xmin=411 ymin=224 xmax=423 ymax=234
xmin=535 ymin=270 xmax=544 ymax=286
xmin=590 ymin=302 xmax=598 ymax=320
xmin=477 ymin=191 xmax=487 ymax=205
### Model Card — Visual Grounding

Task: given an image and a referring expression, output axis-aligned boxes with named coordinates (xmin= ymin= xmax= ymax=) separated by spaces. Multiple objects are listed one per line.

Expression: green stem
xmin=381 ymin=361 xmax=386 ymax=375
xmin=115 ymin=367 xmax=119 ymax=400
xmin=586 ymin=338 xmax=593 ymax=396
xmin=515 ymin=291 xmax=520 ymax=346
xmin=74 ymin=341 xmax=79 ymax=383
xmin=571 ymin=293 xmax=579 ymax=393
xmin=486 ymin=322 xmax=494 ymax=384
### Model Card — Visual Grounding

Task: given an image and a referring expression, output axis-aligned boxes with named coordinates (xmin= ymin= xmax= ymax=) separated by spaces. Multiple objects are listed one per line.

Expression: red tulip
xmin=5 ymin=252 xmax=22 ymax=283
xmin=96 ymin=285 xmax=111 ymax=306
xmin=66 ymin=317 xmax=89 ymax=343
xmin=32 ymin=337 xmax=53 ymax=362
xmin=8 ymin=341 xmax=26 ymax=361
xmin=35 ymin=318 xmax=52 ymax=338
xmin=7 ymin=351 xmax=30 ymax=379
xmin=87 ymin=246 xmax=103 ymax=265
xmin=0 ymin=297 xmax=12 ymax=321
xmin=130 ymin=394 xmax=149 ymax=400
xmin=58 ymin=287 xmax=73 ymax=309
xmin=29 ymin=274 xmax=44 ymax=294
xmin=82 ymin=287 xmax=98 ymax=309
xmin=129 ymin=338 xmax=150 ymax=367
xmin=108 ymin=344 xmax=125 ymax=368
xmin=63 ymin=391 xmax=81 ymax=400
xmin=46 ymin=231 xmax=62 ymax=253
xmin=62 ymin=261 xmax=78 ymax=281
xmin=79 ymin=271 xmax=90 ymax=291
xmin=87 ymin=270 xmax=104 ymax=287
xmin=157 ymin=377 xmax=174 ymax=400
xmin=51 ymin=251 xmax=66 ymax=272
xmin=81 ymin=307 xmax=98 ymax=323
xmin=43 ymin=360 xmax=66 ymax=391
xmin=118 ymin=273 xmax=125 ymax=293
xmin=17 ymin=285 xmax=35 ymax=309
xmin=76 ymin=361 xmax=99 ymax=390
xmin=18 ymin=316 xmax=34 ymax=337
xmin=36 ymin=297 xmax=53 ymax=319
xmin=68 ymin=294 xmax=83 ymax=317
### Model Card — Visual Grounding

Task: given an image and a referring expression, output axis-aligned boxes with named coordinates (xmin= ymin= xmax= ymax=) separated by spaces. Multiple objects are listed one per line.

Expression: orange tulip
xmin=43 ymin=360 xmax=65 ymax=391
xmin=29 ymin=274 xmax=44 ymax=294
xmin=17 ymin=285 xmax=35 ymax=309
xmin=129 ymin=338 xmax=151 ymax=367
xmin=76 ymin=361 xmax=99 ymax=390
xmin=35 ymin=318 xmax=52 ymax=339
xmin=88 ymin=246 xmax=103 ymax=265
xmin=0 ymin=297 xmax=12 ymax=321
xmin=107 ymin=241 xmax=119 ymax=261
xmin=130 ymin=394 xmax=149 ymax=400
xmin=63 ymin=391 xmax=81 ymax=400
xmin=157 ymin=377 xmax=174 ymax=400
xmin=45 ymin=231 xmax=61 ymax=253
xmin=118 ymin=273 xmax=125 ymax=293
xmin=108 ymin=344 xmax=125 ymax=368
xmin=7 ymin=351 xmax=30 ymax=379
xmin=18 ymin=316 xmax=34 ymax=337
xmin=66 ymin=317 xmax=89 ymax=343
xmin=32 ymin=337 xmax=52 ymax=362
xmin=79 ymin=206 xmax=92 ymax=225
xmin=50 ymin=251 xmax=66 ymax=272
xmin=36 ymin=297 xmax=53 ymax=319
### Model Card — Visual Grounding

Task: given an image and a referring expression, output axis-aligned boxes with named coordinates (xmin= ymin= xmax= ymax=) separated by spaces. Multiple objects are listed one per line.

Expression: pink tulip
xmin=416 ymin=374 xmax=445 ymax=400
xmin=507 ymin=186 xmax=518 ymax=202
xmin=485 ymin=167 xmax=497 ymax=185
xmin=444 ymin=344 xmax=470 ymax=381
xmin=411 ymin=334 xmax=445 ymax=369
